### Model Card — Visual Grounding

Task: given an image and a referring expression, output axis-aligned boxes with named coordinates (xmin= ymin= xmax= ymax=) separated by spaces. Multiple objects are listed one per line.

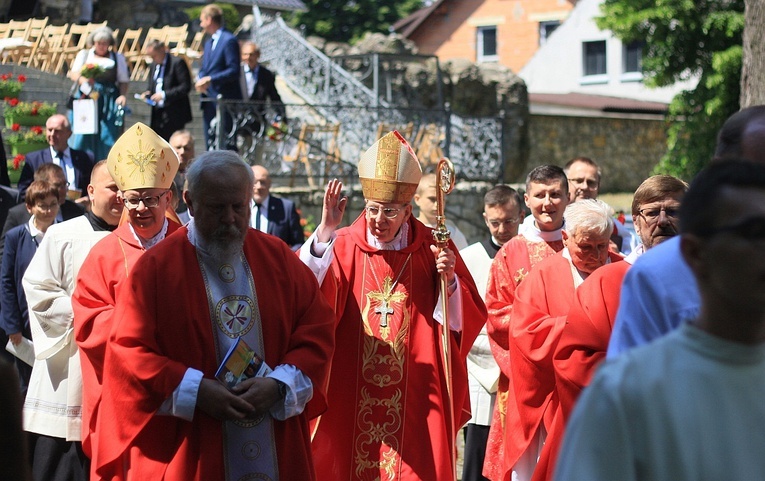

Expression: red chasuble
xmin=72 ymin=221 xmax=180 ymax=460
xmin=483 ymin=235 xmax=563 ymax=480
xmin=91 ymin=227 xmax=335 ymax=480
xmin=510 ymin=252 xmax=623 ymax=481
xmin=311 ymin=214 xmax=486 ymax=481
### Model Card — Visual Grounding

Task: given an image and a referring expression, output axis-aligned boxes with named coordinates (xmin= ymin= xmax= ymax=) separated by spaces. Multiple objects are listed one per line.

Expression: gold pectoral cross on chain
xmin=368 ymin=276 xmax=407 ymax=328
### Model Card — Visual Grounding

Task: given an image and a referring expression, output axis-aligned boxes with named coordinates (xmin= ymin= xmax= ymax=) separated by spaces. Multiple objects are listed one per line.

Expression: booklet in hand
xmin=215 ymin=337 xmax=272 ymax=390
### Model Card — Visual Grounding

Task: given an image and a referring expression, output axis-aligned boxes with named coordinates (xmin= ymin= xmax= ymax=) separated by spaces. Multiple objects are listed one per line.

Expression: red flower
xmin=31 ymin=126 xmax=43 ymax=135
xmin=12 ymin=154 xmax=24 ymax=170
xmin=16 ymin=74 xmax=25 ymax=83
xmin=0 ymin=74 xmax=9 ymax=81
xmin=11 ymin=123 xmax=20 ymax=131
xmin=8 ymin=98 xmax=19 ymax=107
xmin=31 ymin=107 xmax=38 ymax=115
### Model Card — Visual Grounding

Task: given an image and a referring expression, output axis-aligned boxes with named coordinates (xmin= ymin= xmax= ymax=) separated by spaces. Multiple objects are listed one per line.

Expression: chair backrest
xmin=376 ymin=121 xmax=414 ymax=143
xmin=188 ymin=30 xmax=204 ymax=52
xmin=6 ymin=19 xmax=31 ymax=39
xmin=118 ymin=27 xmax=143 ymax=55
xmin=163 ymin=25 xmax=189 ymax=51
xmin=35 ymin=24 xmax=69 ymax=72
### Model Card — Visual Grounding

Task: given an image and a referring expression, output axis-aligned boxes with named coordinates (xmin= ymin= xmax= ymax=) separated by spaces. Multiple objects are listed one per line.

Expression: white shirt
xmin=250 ymin=196 xmax=269 ymax=232
xmin=49 ymin=146 xmax=75 ymax=187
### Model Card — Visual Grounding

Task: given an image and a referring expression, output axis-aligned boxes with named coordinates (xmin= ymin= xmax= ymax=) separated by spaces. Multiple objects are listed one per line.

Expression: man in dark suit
xmin=250 ymin=165 xmax=304 ymax=250
xmin=240 ymin=41 xmax=286 ymax=136
xmin=195 ymin=3 xmax=242 ymax=150
xmin=140 ymin=40 xmax=193 ymax=142
xmin=1 ymin=163 xmax=84 ymax=259
xmin=17 ymin=114 xmax=94 ymax=200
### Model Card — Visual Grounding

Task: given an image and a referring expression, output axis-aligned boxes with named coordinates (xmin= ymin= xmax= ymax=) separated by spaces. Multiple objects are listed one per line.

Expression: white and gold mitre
xmin=358 ymin=130 xmax=422 ymax=204
xmin=107 ymin=122 xmax=179 ymax=191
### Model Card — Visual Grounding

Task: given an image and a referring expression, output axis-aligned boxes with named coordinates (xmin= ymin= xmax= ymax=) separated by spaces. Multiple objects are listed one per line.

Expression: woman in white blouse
xmin=67 ymin=26 xmax=129 ymax=160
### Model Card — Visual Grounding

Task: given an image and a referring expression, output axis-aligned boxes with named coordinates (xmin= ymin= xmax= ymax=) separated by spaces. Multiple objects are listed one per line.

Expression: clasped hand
xmin=197 ymin=377 xmax=281 ymax=421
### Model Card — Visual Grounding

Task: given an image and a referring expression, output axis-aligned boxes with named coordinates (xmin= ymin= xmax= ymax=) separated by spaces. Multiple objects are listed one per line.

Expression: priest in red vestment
xmin=483 ymin=165 xmax=569 ymax=480
xmin=553 ymin=175 xmax=687 ymax=435
xmin=509 ymin=199 xmax=622 ymax=481
xmin=90 ymin=151 xmax=336 ymax=480
xmin=72 ymin=123 xmax=180 ymax=470
xmin=299 ymin=131 xmax=486 ymax=480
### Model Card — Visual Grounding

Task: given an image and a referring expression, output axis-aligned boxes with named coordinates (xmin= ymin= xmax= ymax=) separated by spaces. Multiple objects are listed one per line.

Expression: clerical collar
xmin=524 ymin=221 xmax=564 ymax=243
xmin=85 ymin=211 xmax=117 ymax=232
xmin=482 ymin=238 xmax=501 ymax=259
xmin=562 ymin=247 xmax=611 ymax=287
xmin=367 ymin=221 xmax=409 ymax=251
xmin=624 ymin=243 xmax=645 ymax=265
xmin=128 ymin=218 xmax=169 ymax=249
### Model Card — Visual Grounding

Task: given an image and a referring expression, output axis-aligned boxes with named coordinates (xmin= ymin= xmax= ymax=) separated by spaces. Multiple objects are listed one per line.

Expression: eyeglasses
xmin=51 ymin=181 xmax=70 ymax=190
xmin=638 ymin=206 xmax=679 ymax=223
xmin=568 ymin=177 xmax=599 ymax=189
xmin=699 ymin=217 xmax=765 ymax=241
xmin=487 ymin=218 xmax=520 ymax=229
xmin=122 ymin=190 xmax=168 ymax=210
xmin=365 ymin=206 xmax=401 ymax=219
xmin=34 ymin=201 xmax=59 ymax=211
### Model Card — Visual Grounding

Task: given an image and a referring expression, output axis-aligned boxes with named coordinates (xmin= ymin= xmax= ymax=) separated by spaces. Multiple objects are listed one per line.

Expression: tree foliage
xmin=291 ymin=0 xmax=424 ymax=44
xmin=597 ymin=0 xmax=744 ymax=180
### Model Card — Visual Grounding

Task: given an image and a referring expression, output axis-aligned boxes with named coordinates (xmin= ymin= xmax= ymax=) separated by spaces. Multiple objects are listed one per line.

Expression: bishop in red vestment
xmin=302 ymin=132 xmax=486 ymax=480
xmin=72 ymin=123 xmax=180 ymax=467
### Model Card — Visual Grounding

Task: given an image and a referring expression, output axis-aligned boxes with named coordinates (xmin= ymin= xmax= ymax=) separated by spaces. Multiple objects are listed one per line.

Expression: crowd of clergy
xmin=1 ymin=104 xmax=765 ymax=481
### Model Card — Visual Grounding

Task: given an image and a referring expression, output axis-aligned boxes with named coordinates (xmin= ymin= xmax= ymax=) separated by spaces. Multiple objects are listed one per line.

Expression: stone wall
xmin=527 ymin=113 xmax=667 ymax=192
xmin=274 ymin=180 xmax=497 ymax=247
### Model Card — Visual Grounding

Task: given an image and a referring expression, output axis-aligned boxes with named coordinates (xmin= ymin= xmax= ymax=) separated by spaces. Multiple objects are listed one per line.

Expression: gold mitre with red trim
xmin=107 ymin=122 xmax=179 ymax=191
xmin=358 ymin=130 xmax=422 ymax=204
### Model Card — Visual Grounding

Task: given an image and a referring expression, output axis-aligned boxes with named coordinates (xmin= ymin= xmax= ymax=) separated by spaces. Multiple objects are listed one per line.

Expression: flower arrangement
xmin=80 ymin=63 xmax=106 ymax=79
xmin=7 ymin=154 xmax=25 ymax=185
xmin=266 ymin=120 xmax=289 ymax=142
xmin=0 ymin=73 xmax=26 ymax=99
xmin=5 ymin=99 xmax=57 ymax=117
xmin=6 ymin=124 xmax=46 ymax=144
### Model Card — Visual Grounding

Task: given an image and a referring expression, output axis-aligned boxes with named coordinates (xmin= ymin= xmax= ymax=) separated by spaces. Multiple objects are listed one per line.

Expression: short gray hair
xmin=89 ymin=27 xmax=116 ymax=47
xmin=186 ymin=150 xmax=254 ymax=195
xmin=563 ymin=199 xmax=613 ymax=238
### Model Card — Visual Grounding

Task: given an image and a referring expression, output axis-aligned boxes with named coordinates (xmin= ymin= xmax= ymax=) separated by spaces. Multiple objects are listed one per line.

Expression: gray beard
xmin=200 ymin=224 xmax=245 ymax=262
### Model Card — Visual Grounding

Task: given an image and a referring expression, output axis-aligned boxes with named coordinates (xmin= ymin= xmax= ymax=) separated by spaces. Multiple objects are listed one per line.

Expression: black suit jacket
xmin=17 ymin=148 xmax=94 ymax=198
xmin=242 ymin=64 xmax=286 ymax=133
xmin=0 ymin=200 xmax=84 ymax=259
xmin=148 ymin=53 xmax=193 ymax=141
xmin=261 ymin=195 xmax=304 ymax=250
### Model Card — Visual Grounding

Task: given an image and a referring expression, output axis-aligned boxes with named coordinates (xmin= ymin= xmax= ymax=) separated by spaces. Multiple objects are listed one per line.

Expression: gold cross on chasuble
xmin=367 ymin=276 xmax=407 ymax=331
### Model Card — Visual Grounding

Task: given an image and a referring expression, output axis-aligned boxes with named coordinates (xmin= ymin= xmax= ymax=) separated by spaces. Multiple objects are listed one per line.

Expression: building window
xmin=623 ymin=41 xmax=643 ymax=73
xmin=477 ymin=26 xmax=498 ymax=63
xmin=583 ymin=40 xmax=607 ymax=76
xmin=539 ymin=21 xmax=560 ymax=46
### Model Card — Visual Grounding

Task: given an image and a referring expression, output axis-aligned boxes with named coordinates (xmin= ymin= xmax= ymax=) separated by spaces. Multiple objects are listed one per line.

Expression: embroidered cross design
xmin=223 ymin=302 xmax=248 ymax=329
xmin=367 ymin=276 xmax=407 ymax=328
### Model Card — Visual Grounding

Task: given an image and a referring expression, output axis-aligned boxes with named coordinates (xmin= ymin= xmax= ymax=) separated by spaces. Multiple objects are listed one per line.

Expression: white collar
xmin=367 ymin=221 xmax=409 ymax=251
xmin=129 ymin=218 xmax=169 ymax=249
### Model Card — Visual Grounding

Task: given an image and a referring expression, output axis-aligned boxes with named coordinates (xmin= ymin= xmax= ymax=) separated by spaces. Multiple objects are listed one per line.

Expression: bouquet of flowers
xmin=80 ymin=63 xmax=106 ymax=79
xmin=4 ymin=99 xmax=57 ymax=118
xmin=0 ymin=73 xmax=26 ymax=99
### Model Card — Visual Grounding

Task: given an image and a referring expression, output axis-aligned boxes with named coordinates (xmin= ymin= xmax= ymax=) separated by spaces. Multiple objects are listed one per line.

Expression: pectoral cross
xmin=368 ymin=276 xmax=407 ymax=329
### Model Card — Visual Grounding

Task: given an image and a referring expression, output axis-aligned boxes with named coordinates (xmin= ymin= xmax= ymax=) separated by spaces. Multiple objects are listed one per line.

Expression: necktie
xmin=56 ymin=151 xmax=65 ymax=165
xmin=255 ymin=203 xmax=261 ymax=231
xmin=154 ymin=64 xmax=162 ymax=80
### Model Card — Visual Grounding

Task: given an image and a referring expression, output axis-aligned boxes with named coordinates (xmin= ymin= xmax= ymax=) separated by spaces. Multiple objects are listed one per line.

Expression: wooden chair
xmin=131 ymin=27 xmax=165 ymax=81
xmin=176 ymin=30 xmax=204 ymax=70
xmin=5 ymin=17 xmax=49 ymax=66
xmin=27 ymin=24 xmax=67 ymax=72
xmin=0 ymin=18 xmax=32 ymax=63
xmin=375 ymin=121 xmax=414 ymax=143
xmin=163 ymin=25 xmax=189 ymax=53
xmin=413 ymin=123 xmax=444 ymax=167
xmin=283 ymin=123 xmax=342 ymax=187
xmin=118 ymin=27 xmax=143 ymax=77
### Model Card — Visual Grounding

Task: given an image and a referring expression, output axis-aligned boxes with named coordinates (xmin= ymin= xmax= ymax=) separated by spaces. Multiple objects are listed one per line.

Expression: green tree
xmin=597 ymin=0 xmax=744 ymax=180
xmin=292 ymin=0 xmax=423 ymax=44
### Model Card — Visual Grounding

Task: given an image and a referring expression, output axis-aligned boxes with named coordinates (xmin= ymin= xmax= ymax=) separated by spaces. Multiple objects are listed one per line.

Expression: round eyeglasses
xmin=122 ymin=190 xmax=168 ymax=210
